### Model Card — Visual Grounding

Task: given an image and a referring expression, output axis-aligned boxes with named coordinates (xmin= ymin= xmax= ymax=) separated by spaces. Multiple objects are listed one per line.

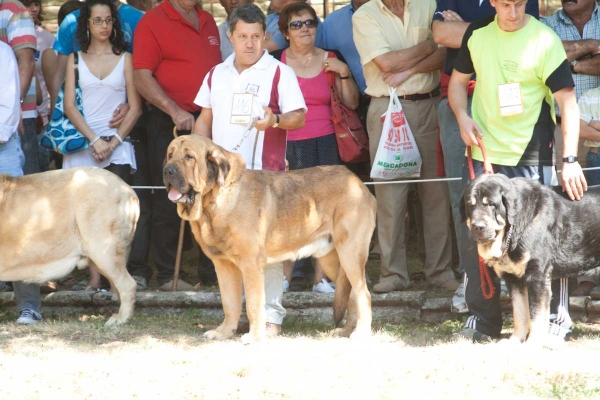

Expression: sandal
xmin=71 ymin=280 xmax=89 ymax=291
xmin=84 ymin=286 xmax=107 ymax=293
xmin=40 ymin=281 xmax=58 ymax=293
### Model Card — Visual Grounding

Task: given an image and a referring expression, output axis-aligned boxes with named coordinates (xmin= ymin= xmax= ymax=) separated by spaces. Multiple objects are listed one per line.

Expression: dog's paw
xmin=203 ymin=329 xmax=233 ymax=341
xmin=508 ymin=332 xmax=528 ymax=344
xmin=240 ymin=332 xmax=265 ymax=344
xmin=527 ymin=334 xmax=565 ymax=350
xmin=105 ymin=314 xmax=128 ymax=327
xmin=497 ymin=337 xmax=521 ymax=346
xmin=349 ymin=329 xmax=372 ymax=341
xmin=330 ymin=327 xmax=352 ymax=338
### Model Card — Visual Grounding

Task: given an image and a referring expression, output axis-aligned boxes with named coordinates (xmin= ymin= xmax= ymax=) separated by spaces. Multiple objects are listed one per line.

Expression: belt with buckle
xmin=398 ymin=87 xmax=441 ymax=102
xmin=556 ymin=115 xmax=562 ymax=125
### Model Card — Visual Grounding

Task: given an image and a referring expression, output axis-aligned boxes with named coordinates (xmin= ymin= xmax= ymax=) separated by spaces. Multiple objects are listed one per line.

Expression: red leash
xmin=467 ymin=136 xmax=495 ymax=300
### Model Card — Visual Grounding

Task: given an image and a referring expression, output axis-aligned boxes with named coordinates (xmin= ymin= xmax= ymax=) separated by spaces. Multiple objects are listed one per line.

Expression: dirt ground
xmin=1 ymin=312 xmax=600 ymax=400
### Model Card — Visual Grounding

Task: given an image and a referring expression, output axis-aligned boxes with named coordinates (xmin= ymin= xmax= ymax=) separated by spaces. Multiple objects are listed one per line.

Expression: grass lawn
xmin=1 ymin=311 xmax=600 ymax=400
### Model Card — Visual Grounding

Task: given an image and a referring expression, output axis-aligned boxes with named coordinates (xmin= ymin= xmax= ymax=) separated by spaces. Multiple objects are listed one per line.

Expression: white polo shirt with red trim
xmin=194 ymin=50 xmax=306 ymax=172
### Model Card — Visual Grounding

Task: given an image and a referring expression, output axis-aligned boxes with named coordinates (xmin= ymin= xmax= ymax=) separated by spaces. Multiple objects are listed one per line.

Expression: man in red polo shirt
xmin=133 ymin=0 xmax=222 ymax=291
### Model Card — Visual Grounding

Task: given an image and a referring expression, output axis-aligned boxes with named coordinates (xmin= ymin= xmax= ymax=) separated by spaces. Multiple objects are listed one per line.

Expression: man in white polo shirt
xmin=193 ymin=3 xmax=306 ymax=337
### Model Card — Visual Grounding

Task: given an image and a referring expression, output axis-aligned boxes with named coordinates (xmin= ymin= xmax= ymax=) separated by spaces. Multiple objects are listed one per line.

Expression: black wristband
xmin=340 ymin=74 xmax=351 ymax=80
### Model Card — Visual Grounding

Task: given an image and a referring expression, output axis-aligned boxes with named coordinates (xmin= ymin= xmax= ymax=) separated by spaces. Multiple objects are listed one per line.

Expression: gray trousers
xmin=438 ymin=97 xmax=472 ymax=275
xmin=241 ymin=262 xmax=286 ymax=325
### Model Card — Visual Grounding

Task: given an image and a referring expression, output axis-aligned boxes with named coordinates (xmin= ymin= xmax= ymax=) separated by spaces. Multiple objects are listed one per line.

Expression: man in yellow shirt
xmin=353 ymin=0 xmax=459 ymax=292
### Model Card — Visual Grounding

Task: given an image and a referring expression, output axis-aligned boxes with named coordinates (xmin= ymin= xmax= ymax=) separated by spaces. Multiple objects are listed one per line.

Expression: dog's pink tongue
xmin=168 ymin=187 xmax=183 ymax=201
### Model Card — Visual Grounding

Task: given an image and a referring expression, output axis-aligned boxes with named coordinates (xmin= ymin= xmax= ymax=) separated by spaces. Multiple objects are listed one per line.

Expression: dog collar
xmin=502 ymin=224 xmax=514 ymax=256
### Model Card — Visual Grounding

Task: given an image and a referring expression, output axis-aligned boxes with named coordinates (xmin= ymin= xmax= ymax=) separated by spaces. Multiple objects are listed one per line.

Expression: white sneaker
xmin=283 ymin=277 xmax=290 ymax=293
xmin=451 ymin=282 xmax=468 ymax=314
xmin=312 ymin=278 xmax=335 ymax=293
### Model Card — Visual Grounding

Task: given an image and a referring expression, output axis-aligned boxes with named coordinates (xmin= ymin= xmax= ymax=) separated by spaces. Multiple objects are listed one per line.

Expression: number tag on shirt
xmin=497 ymin=82 xmax=524 ymax=117
xmin=231 ymin=93 xmax=254 ymax=124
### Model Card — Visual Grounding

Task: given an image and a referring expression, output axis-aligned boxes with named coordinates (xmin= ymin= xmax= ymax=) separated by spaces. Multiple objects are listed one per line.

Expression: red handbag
xmin=326 ymin=54 xmax=370 ymax=163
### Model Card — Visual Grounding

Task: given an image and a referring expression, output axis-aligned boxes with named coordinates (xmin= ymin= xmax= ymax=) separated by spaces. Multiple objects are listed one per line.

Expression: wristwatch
xmin=562 ymin=156 xmax=578 ymax=163
xmin=272 ymin=114 xmax=280 ymax=128
xmin=570 ymin=59 xmax=578 ymax=73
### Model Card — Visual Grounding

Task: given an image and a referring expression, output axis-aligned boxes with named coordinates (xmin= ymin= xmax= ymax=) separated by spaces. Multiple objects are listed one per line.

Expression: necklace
xmin=83 ymin=50 xmax=113 ymax=80
xmin=288 ymin=48 xmax=316 ymax=75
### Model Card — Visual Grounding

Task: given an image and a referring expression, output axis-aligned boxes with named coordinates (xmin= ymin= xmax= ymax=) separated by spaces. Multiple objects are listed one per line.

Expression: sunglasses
xmin=288 ymin=19 xmax=317 ymax=30
xmin=89 ymin=17 xmax=115 ymax=25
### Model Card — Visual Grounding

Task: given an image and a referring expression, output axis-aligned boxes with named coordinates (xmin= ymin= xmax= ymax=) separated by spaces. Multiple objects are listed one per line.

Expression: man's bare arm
xmin=15 ymin=48 xmax=35 ymax=100
xmin=383 ymin=47 xmax=446 ymax=87
xmin=572 ymin=56 xmax=600 ymax=76
xmin=264 ymin=38 xmax=280 ymax=52
xmin=432 ymin=20 xmax=469 ymax=48
xmin=50 ymin=53 xmax=69 ymax=112
xmin=562 ymin=39 xmax=600 ymax=62
xmin=134 ymin=69 xmax=195 ymax=130
xmin=579 ymin=119 xmax=600 ymax=142
xmin=255 ymin=107 xmax=306 ymax=131
xmin=193 ymin=107 xmax=213 ymax=139
xmin=555 ymin=86 xmax=587 ymax=200
xmin=279 ymin=109 xmax=305 ymax=130
xmin=372 ymin=39 xmax=437 ymax=74
xmin=409 ymin=47 xmax=446 ymax=75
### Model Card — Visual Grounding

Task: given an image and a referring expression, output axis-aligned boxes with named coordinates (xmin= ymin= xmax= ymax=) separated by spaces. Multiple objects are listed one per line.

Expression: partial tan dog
xmin=0 ymin=167 xmax=139 ymax=326
xmin=163 ymin=135 xmax=376 ymax=342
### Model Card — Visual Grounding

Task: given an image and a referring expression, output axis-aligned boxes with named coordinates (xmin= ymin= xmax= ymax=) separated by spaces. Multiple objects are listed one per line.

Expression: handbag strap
xmin=325 ymin=51 xmax=340 ymax=102
xmin=74 ymin=52 xmax=81 ymax=89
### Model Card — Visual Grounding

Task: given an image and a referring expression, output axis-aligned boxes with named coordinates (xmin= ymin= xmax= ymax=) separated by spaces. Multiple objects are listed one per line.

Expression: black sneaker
xmin=454 ymin=328 xmax=495 ymax=343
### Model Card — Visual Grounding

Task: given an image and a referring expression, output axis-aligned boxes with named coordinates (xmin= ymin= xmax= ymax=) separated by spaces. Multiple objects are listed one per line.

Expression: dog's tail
xmin=333 ymin=267 xmax=351 ymax=327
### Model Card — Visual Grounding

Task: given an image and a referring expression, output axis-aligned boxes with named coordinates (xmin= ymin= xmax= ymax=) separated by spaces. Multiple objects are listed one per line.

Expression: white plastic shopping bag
xmin=370 ymin=86 xmax=422 ymax=180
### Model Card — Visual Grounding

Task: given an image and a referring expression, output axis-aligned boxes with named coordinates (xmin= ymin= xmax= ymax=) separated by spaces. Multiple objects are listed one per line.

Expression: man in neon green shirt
xmin=448 ymin=0 xmax=587 ymax=342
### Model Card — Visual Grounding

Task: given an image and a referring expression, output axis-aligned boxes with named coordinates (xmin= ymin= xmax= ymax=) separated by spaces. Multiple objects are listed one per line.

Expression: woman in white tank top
xmin=63 ymin=0 xmax=142 ymax=291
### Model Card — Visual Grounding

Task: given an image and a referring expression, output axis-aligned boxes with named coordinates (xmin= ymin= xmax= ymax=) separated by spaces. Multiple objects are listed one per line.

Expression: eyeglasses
xmin=288 ymin=19 xmax=317 ymax=30
xmin=89 ymin=17 xmax=115 ymax=25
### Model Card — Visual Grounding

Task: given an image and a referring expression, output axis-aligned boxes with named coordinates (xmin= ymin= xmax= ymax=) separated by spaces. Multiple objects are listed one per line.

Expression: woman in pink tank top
xmin=272 ymin=2 xmax=359 ymax=294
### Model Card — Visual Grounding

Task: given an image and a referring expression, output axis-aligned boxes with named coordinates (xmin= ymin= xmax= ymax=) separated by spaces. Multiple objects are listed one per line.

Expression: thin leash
xmin=467 ymin=136 xmax=496 ymax=300
xmin=170 ymin=127 xmax=186 ymax=292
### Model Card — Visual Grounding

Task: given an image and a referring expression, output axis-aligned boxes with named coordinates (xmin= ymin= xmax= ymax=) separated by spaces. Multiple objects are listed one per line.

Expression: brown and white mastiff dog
xmin=0 ymin=167 xmax=139 ymax=326
xmin=163 ymin=135 xmax=376 ymax=342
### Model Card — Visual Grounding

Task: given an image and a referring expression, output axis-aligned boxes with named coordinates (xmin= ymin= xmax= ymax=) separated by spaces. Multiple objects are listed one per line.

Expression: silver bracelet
xmin=114 ymin=135 xmax=124 ymax=144
xmin=90 ymin=136 xmax=101 ymax=146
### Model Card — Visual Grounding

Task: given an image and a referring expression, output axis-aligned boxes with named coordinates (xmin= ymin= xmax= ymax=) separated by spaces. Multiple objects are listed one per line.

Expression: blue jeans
xmin=585 ymin=150 xmax=600 ymax=186
xmin=0 ymin=132 xmax=25 ymax=176
xmin=0 ymin=131 xmax=41 ymax=314
xmin=438 ymin=96 xmax=472 ymax=275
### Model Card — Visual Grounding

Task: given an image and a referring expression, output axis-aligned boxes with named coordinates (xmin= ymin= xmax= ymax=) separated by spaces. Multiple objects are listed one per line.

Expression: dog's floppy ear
xmin=500 ymin=180 xmax=519 ymax=227
xmin=207 ymin=148 xmax=231 ymax=186
xmin=459 ymin=183 xmax=472 ymax=223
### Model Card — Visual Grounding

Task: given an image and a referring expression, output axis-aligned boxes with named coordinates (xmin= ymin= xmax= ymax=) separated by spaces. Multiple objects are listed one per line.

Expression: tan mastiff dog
xmin=163 ymin=135 xmax=376 ymax=342
xmin=0 ymin=167 xmax=139 ymax=326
